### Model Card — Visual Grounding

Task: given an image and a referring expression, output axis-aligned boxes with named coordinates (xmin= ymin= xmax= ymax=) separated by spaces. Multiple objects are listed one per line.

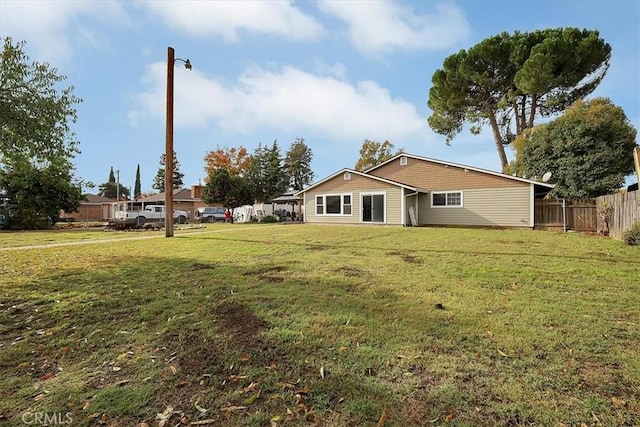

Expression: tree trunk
xmin=488 ymin=113 xmax=509 ymax=173
xmin=528 ymin=94 xmax=538 ymax=129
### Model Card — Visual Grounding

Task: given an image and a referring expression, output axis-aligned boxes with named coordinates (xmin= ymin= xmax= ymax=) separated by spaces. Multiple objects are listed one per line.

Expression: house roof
xmin=366 ymin=153 xmax=555 ymax=188
xmin=137 ymin=188 xmax=198 ymax=202
xmin=295 ymin=168 xmax=426 ymax=195
xmin=272 ymin=191 xmax=303 ymax=203
xmin=82 ymin=194 xmax=115 ymax=204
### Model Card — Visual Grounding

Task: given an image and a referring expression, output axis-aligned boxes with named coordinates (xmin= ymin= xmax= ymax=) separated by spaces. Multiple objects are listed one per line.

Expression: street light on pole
xmin=165 ymin=46 xmax=192 ymax=237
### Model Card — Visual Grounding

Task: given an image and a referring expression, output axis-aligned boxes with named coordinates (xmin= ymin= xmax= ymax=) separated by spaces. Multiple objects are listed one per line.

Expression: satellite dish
xmin=542 ymin=172 xmax=552 ymax=182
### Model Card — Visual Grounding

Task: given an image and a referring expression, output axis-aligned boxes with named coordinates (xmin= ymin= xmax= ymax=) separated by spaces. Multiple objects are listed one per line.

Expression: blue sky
xmin=1 ymin=0 xmax=639 ymax=193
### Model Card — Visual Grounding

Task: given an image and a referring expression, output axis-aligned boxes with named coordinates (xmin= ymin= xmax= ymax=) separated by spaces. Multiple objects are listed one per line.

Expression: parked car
xmin=114 ymin=205 xmax=189 ymax=226
xmin=195 ymin=207 xmax=226 ymax=223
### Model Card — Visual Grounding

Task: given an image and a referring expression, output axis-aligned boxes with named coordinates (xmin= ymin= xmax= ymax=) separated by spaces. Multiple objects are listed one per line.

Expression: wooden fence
xmin=596 ymin=190 xmax=640 ymax=240
xmin=534 ymin=199 xmax=597 ymax=231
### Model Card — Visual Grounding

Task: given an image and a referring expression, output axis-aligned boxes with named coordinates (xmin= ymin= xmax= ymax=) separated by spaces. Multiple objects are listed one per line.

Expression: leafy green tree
xmin=0 ymin=158 xmax=83 ymax=228
xmin=152 ymin=152 xmax=185 ymax=191
xmin=247 ymin=140 xmax=287 ymax=202
xmin=98 ymin=168 xmax=130 ymax=200
xmin=0 ymin=37 xmax=81 ymax=163
xmin=201 ymin=168 xmax=253 ymax=219
xmin=134 ymin=164 xmax=141 ymax=199
xmin=511 ymin=98 xmax=637 ymax=198
xmin=283 ymin=138 xmax=314 ymax=190
xmin=355 ymin=139 xmax=402 ymax=171
xmin=0 ymin=38 xmax=83 ymax=228
xmin=428 ymin=28 xmax=611 ymax=172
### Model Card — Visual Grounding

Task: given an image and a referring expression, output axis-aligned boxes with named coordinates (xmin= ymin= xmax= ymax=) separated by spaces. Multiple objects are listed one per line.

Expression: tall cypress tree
xmin=108 ymin=166 xmax=115 ymax=183
xmin=134 ymin=164 xmax=141 ymax=199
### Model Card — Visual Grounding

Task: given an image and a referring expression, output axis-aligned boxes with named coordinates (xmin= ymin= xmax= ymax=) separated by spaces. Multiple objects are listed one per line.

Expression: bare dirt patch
xmin=387 ymin=250 xmax=422 ymax=264
xmin=214 ymin=303 xmax=269 ymax=350
xmin=189 ymin=262 xmax=217 ymax=271
xmin=242 ymin=265 xmax=287 ymax=284
xmin=337 ymin=266 xmax=364 ymax=277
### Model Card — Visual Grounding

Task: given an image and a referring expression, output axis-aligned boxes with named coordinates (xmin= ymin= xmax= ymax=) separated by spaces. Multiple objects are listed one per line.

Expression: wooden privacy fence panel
xmin=534 ymin=199 xmax=597 ymax=231
xmin=596 ymin=190 xmax=640 ymax=240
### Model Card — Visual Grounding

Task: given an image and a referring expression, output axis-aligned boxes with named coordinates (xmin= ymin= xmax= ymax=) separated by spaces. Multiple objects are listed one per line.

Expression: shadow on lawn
xmin=181 ymin=234 xmax=626 ymax=264
xmin=2 ymin=253 xmax=466 ymax=427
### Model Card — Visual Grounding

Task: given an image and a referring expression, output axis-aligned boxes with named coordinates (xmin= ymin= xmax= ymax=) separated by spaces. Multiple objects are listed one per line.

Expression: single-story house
xmin=297 ymin=153 xmax=554 ymax=228
xmin=61 ymin=194 xmax=115 ymax=222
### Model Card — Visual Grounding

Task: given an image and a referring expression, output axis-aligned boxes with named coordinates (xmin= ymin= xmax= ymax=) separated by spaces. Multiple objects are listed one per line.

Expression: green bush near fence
xmin=623 ymin=220 xmax=640 ymax=245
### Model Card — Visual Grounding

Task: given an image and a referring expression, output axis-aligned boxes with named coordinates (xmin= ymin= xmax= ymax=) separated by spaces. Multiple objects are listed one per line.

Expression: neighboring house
xmin=297 ymin=153 xmax=554 ymax=228
xmin=61 ymin=194 xmax=114 ymax=222
xmin=112 ymin=186 xmax=220 ymax=220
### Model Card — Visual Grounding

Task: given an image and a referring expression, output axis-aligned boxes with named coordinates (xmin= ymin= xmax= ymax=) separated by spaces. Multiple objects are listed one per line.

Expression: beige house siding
xmin=417 ymin=187 xmax=532 ymax=227
xmin=369 ymin=157 xmax=529 ymax=190
xmin=304 ymin=172 xmax=404 ymax=225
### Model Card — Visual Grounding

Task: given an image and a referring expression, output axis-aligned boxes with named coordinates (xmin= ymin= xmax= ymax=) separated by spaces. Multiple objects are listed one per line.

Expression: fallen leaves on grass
xmin=221 ymin=405 xmax=247 ymax=419
xmin=611 ymin=396 xmax=626 ymax=408
xmin=156 ymin=405 xmax=184 ymax=427
xmin=230 ymin=375 xmax=248 ymax=383
xmin=377 ymin=409 xmax=387 ymax=426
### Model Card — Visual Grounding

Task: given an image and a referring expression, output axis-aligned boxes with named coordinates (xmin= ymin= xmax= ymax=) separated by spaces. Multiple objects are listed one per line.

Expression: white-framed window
xmin=315 ymin=193 xmax=353 ymax=215
xmin=344 ymin=172 xmax=351 ymax=180
xmin=400 ymin=156 xmax=408 ymax=165
xmin=316 ymin=196 xmax=323 ymax=215
xmin=431 ymin=191 xmax=463 ymax=207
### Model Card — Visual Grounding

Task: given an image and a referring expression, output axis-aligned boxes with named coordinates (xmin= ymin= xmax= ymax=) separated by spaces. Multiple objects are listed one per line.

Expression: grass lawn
xmin=1 ymin=225 xmax=638 ymax=426
xmin=0 ymin=223 xmax=213 ymax=249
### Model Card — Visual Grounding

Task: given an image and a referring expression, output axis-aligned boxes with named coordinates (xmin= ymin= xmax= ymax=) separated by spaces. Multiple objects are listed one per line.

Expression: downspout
xmin=562 ymin=198 xmax=567 ymax=232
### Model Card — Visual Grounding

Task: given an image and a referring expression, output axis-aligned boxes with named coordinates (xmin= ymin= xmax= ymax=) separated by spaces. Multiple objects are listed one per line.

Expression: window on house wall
xmin=326 ymin=195 xmax=341 ymax=214
xmin=432 ymin=191 xmax=462 ymax=207
xmin=315 ymin=194 xmax=353 ymax=215
xmin=343 ymin=195 xmax=352 ymax=214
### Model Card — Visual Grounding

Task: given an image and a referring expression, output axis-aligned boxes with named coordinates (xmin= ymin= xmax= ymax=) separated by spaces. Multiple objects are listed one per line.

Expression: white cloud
xmin=129 ymin=63 xmax=429 ymax=144
xmin=317 ymin=0 xmax=470 ymax=55
xmin=138 ymin=0 xmax=324 ymax=42
xmin=0 ymin=0 xmax=127 ymax=62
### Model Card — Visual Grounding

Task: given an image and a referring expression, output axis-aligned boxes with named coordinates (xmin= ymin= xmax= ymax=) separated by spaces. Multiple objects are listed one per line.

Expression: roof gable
xmin=367 ymin=153 xmax=554 ymax=188
xmin=296 ymin=168 xmax=419 ymax=195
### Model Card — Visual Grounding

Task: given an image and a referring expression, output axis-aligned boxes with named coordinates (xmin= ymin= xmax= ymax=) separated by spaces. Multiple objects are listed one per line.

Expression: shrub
xmin=260 ymin=215 xmax=277 ymax=223
xmin=623 ymin=221 xmax=640 ymax=245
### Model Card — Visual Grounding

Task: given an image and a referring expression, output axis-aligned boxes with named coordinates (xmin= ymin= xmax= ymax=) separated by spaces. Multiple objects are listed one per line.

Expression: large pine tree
xmin=152 ymin=152 xmax=185 ymax=192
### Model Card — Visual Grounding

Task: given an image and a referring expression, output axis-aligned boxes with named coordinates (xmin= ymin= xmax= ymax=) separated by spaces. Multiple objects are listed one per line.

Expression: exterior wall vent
xmin=400 ymin=156 xmax=408 ymax=166
xmin=344 ymin=172 xmax=351 ymax=180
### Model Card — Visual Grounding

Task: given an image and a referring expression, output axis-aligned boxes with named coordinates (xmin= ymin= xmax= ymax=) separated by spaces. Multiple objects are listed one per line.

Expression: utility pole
xmin=165 ymin=46 xmax=192 ymax=237
xmin=116 ymin=169 xmax=120 ymax=202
